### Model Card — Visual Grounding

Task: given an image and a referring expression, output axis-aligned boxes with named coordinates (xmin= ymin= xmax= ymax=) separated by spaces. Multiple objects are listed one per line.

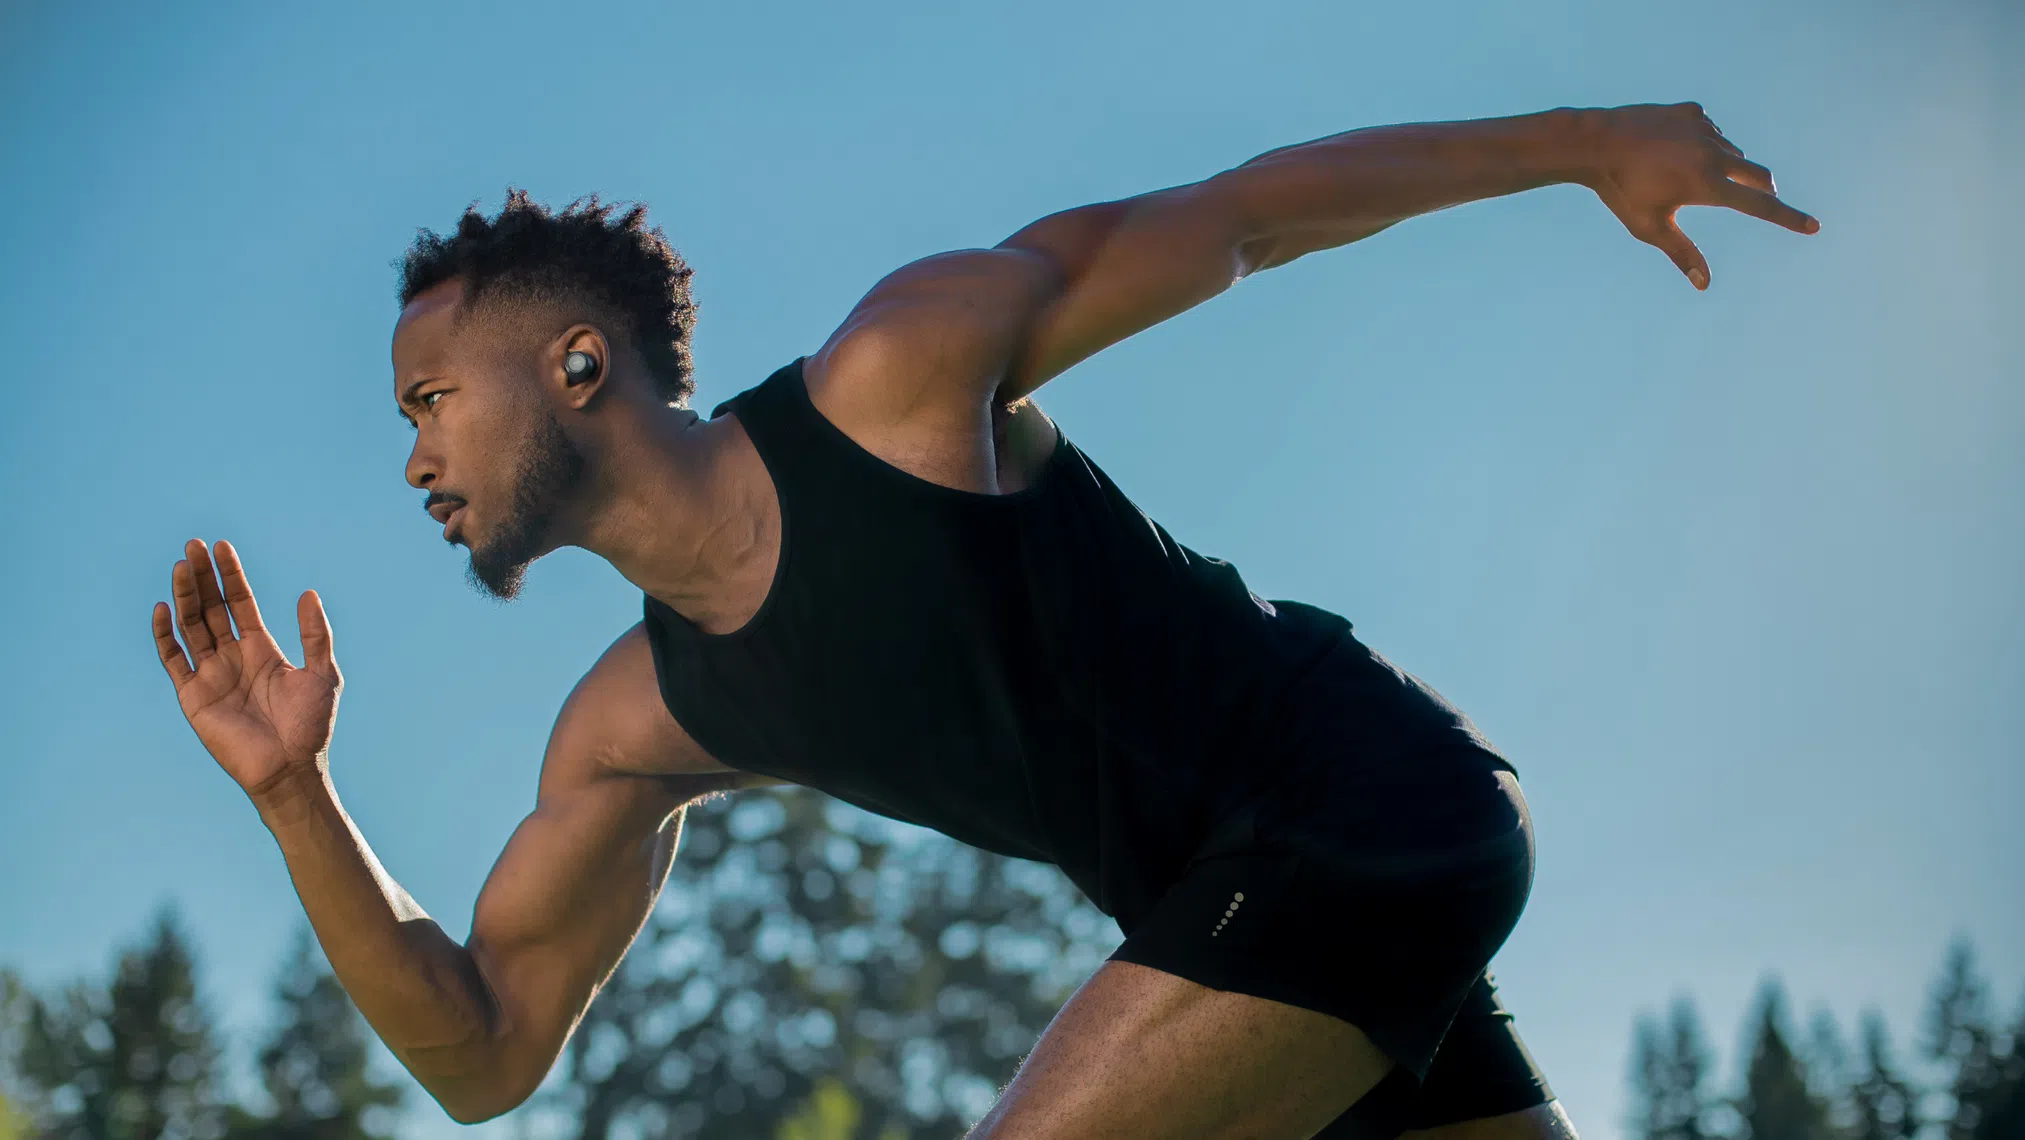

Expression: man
xmin=153 ymin=102 xmax=1816 ymax=1138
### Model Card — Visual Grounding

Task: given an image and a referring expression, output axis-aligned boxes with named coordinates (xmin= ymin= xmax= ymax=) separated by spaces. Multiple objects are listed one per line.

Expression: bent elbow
xmin=435 ymin=1080 xmax=537 ymax=1126
xmin=443 ymin=1101 xmax=512 ymax=1127
xmin=407 ymin=1041 xmax=545 ymax=1126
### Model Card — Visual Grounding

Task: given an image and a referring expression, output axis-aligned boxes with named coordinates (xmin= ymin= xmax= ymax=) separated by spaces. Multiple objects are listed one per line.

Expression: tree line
xmin=2 ymin=785 xmax=2016 ymax=1139
xmin=0 ymin=788 xmax=1124 ymax=1139
xmin=1628 ymin=944 xmax=2023 ymax=1140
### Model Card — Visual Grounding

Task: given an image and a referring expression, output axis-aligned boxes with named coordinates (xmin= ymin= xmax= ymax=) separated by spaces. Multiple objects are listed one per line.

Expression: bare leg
xmin=967 ymin=959 xmax=1394 ymax=1140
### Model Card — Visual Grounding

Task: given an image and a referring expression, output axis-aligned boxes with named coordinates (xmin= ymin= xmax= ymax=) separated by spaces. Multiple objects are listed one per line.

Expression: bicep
xmin=995 ymin=176 xmax=1258 ymax=399
xmin=813 ymin=177 xmax=1255 ymax=418
xmin=464 ymin=773 xmax=685 ymax=1095
xmin=456 ymin=623 xmax=753 ymax=1101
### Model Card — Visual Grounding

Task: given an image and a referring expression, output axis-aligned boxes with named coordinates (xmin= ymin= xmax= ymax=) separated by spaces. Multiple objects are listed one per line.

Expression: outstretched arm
xmin=825 ymin=104 xmax=1819 ymax=411
xmin=1001 ymin=103 xmax=1819 ymax=398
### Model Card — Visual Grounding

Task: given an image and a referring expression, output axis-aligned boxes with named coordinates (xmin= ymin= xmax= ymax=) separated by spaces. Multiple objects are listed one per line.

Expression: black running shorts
xmin=1106 ymin=631 xmax=1553 ymax=1136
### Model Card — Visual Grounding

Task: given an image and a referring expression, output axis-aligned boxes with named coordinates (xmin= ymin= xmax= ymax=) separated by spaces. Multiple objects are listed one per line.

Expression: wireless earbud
xmin=564 ymin=350 xmax=598 ymax=379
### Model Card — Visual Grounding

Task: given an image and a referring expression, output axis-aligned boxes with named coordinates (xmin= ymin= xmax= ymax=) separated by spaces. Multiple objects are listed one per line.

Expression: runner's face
xmin=392 ymin=280 xmax=586 ymax=601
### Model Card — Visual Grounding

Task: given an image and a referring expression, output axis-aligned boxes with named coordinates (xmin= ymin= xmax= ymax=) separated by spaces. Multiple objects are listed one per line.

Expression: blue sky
xmin=1 ymin=1 xmax=2019 ymax=1137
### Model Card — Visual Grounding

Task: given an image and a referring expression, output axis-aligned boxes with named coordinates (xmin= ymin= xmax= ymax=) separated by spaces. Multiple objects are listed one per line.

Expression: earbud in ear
xmin=564 ymin=350 xmax=598 ymax=379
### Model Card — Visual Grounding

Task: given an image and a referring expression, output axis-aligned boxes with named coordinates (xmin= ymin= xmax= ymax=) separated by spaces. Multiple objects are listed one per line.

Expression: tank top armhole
xmin=639 ymin=593 xmax=752 ymax=769
xmin=778 ymin=356 xmax=1075 ymax=505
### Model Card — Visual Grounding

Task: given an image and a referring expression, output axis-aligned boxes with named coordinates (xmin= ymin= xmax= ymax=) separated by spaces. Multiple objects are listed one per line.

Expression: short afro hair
xmin=398 ymin=190 xmax=698 ymax=405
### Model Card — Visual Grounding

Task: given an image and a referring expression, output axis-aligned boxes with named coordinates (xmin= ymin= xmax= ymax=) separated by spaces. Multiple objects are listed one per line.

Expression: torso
xmin=604 ymin=336 xmax=1065 ymax=780
xmin=633 ymin=356 xmax=1372 ymax=925
xmin=665 ymin=335 xmax=1067 ymax=639
xmin=600 ymin=257 xmax=1501 ymax=931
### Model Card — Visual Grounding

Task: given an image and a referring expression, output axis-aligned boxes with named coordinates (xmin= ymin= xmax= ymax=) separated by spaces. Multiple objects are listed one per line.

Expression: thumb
xmin=298 ymin=590 xmax=338 ymax=679
xmin=1648 ymin=210 xmax=1709 ymax=290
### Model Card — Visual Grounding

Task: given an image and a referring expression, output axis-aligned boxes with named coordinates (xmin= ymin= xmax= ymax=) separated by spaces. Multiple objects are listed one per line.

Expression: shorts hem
xmin=1103 ymin=940 xmax=1442 ymax=1079
xmin=1408 ymin=1077 xmax=1556 ymax=1129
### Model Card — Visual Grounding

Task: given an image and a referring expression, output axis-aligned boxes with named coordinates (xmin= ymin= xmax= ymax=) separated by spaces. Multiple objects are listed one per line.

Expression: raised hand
xmin=1576 ymin=102 xmax=1820 ymax=290
xmin=152 ymin=539 xmax=342 ymax=800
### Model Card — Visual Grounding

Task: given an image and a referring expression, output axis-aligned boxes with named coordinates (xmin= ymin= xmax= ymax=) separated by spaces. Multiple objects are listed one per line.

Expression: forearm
xmin=1218 ymin=107 xmax=1598 ymax=269
xmin=251 ymin=764 xmax=505 ymax=1113
xmin=991 ymin=100 xmax=1809 ymax=395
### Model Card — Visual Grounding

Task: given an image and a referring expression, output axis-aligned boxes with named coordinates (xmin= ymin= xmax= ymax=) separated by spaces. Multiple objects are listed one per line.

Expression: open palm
xmin=152 ymin=538 xmax=342 ymax=796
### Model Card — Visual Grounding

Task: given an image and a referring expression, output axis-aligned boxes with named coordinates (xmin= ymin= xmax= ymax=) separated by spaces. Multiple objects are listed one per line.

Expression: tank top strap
xmin=717 ymin=355 xmax=933 ymax=516
xmin=713 ymin=356 xmax=829 ymax=478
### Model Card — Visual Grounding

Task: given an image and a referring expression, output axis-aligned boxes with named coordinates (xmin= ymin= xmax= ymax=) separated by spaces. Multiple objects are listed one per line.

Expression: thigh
xmin=966 ymin=959 xmax=1396 ymax=1140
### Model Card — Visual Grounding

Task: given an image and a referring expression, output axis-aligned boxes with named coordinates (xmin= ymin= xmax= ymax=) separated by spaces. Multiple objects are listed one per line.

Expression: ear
xmin=550 ymin=324 xmax=612 ymax=408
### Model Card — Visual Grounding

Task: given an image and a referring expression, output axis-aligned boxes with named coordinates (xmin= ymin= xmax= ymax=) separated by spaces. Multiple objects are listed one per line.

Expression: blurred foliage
xmin=0 ymin=1097 xmax=28 ymax=1140
xmin=16 ymin=906 xmax=226 ymax=1140
xmin=4 ymin=913 xmax=404 ymax=1140
xmin=6 ymin=791 xmax=2012 ymax=1140
xmin=1848 ymin=1011 xmax=1922 ymax=1140
xmin=0 ymin=789 xmax=1121 ymax=1140
xmin=1736 ymin=984 xmax=1833 ymax=1140
xmin=528 ymin=787 xmax=1122 ymax=1140
xmin=227 ymin=927 xmax=404 ymax=1140
xmin=1630 ymin=940 xmax=2023 ymax=1140
xmin=1632 ymin=997 xmax=1717 ymax=1140
xmin=773 ymin=1077 xmax=872 ymax=1140
xmin=1922 ymin=943 xmax=2025 ymax=1140
xmin=2 ymin=970 xmax=35 ymax=1138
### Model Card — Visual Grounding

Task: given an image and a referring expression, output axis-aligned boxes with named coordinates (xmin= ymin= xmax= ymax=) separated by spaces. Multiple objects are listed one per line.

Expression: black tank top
xmin=641 ymin=358 xmax=1355 ymax=930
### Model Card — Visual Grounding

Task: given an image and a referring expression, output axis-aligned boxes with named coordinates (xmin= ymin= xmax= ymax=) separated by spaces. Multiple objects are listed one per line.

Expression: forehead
xmin=391 ymin=279 xmax=472 ymax=378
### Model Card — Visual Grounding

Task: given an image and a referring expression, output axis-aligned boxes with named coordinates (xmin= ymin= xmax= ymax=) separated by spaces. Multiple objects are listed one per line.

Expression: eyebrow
xmin=394 ymin=377 xmax=434 ymax=426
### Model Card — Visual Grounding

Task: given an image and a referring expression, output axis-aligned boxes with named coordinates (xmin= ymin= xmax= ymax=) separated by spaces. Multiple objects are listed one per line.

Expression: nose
xmin=405 ymin=436 xmax=439 ymax=490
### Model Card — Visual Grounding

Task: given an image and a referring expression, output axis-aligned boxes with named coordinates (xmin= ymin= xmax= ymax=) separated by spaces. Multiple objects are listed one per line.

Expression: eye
xmin=422 ymin=391 xmax=445 ymax=410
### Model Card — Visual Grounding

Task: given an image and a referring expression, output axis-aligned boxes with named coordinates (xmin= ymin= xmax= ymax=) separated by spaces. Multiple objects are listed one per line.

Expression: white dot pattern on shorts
xmin=1211 ymin=891 xmax=1245 ymax=936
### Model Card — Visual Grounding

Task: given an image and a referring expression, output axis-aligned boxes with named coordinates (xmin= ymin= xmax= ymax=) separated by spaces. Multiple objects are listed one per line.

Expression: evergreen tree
xmin=230 ymin=927 xmax=404 ymax=1140
xmin=1847 ymin=1010 xmax=1921 ymax=1140
xmin=1803 ymin=1006 xmax=1853 ymax=1136
xmin=536 ymin=787 xmax=1122 ymax=1140
xmin=19 ymin=904 xmax=227 ymax=1140
xmin=1962 ymin=999 xmax=2023 ymax=1140
xmin=1631 ymin=997 xmax=1715 ymax=1140
xmin=1923 ymin=940 xmax=2004 ymax=1140
xmin=1735 ymin=979 xmax=1831 ymax=1140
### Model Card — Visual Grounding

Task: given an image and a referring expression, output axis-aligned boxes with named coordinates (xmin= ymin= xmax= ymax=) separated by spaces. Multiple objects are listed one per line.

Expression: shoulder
xmin=807 ymin=247 xmax=1064 ymax=422
xmin=539 ymin=623 xmax=780 ymax=798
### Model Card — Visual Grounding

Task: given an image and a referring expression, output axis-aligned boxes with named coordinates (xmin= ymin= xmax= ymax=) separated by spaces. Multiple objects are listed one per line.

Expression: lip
xmin=443 ymin=506 xmax=465 ymax=540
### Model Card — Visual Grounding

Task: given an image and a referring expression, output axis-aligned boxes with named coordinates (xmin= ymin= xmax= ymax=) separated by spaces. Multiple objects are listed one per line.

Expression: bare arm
xmin=998 ymin=102 xmax=1822 ymax=397
xmin=816 ymin=103 xmax=1820 ymax=413
xmin=152 ymin=541 xmax=760 ymax=1122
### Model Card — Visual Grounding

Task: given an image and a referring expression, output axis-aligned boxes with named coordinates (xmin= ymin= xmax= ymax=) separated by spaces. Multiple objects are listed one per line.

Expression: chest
xmin=700 ymin=398 xmax=1062 ymax=636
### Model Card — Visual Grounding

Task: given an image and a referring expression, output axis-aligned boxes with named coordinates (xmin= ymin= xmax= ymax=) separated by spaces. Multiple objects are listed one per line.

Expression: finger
xmin=298 ymin=590 xmax=338 ymax=680
xmin=185 ymin=538 xmax=237 ymax=646
xmin=1721 ymin=153 xmax=1776 ymax=195
xmin=153 ymin=601 xmax=196 ymax=687
xmin=1647 ymin=211 xmax=1710 ymax=290
xmin=172 ymin=558 xmax=217 ymax=658
xmin=1716 ymin=181 xmax=1821 ymax=234
xmin=212 ymin=540 xmax=269 ymax=639
xmin=1696 ymin=107 xmax=1749 ymax=154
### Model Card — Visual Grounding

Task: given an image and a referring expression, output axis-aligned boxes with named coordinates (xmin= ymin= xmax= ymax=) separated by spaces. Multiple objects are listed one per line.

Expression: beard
xmin=464 ymin=407 xmax=587 ymax=601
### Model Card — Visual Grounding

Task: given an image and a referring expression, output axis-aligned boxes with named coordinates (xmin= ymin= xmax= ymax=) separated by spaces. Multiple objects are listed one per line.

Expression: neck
xmin=572 ymin=404 xmax=775 ymax=623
